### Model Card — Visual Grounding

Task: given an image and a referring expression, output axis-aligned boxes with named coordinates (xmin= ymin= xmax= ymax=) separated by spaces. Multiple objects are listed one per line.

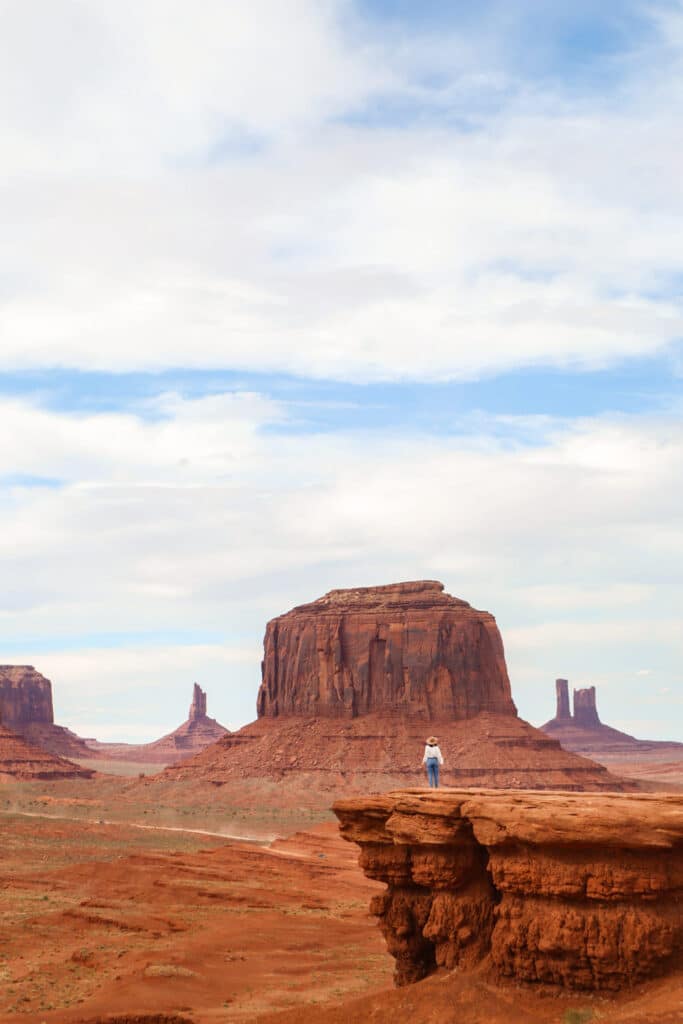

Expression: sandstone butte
xmin=333 ymin=788 xmax=683 ymax=992
xmin=542 ymin=677 xmax=683 ymax=759
xmin=0 ymin=717 xmax=93 ymax=781
xmin=85 ymin=683 xmax=229 ymax=763
xmin=164 ymin=581 xmax=628 ymax=791
xmin=0 ymin=664 xmax=94 ymax=760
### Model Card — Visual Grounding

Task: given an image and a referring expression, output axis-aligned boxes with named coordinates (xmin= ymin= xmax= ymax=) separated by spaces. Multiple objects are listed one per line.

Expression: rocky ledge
xmin=334 ymin=788 xmax=683 ymax=991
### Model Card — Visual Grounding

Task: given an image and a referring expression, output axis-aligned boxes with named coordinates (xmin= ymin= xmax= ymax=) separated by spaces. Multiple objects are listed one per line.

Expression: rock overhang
xmin=334 ymin=788 xmax=683 ymax=990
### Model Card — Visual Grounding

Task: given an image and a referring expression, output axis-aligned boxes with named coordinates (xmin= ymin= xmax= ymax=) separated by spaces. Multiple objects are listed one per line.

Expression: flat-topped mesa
xmin=257 ymin=581 xmax=516 ymax=721
xmin=334 ymin=788 xmax=683 ymax=991
xmin=0 ymin=666 xmax=54 ymax=728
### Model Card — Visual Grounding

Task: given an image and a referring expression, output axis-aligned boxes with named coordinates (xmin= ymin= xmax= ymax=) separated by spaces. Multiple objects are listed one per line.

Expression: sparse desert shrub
xmin=562 ymin=1010 xmax=594 ymax=1024
xmin=143 ymin=965 xmax=196 ymax=979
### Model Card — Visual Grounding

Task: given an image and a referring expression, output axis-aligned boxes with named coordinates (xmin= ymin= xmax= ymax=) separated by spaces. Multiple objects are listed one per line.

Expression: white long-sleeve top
xmin=422 ymin=743 xmax=444 ymax=765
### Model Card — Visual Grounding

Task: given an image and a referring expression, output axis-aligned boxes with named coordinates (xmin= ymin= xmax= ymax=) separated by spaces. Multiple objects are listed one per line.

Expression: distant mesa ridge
xmin=541 ymin=678 xmax=683 ymax=756
xmin=0 ymin=668 xmax=228 ymax=766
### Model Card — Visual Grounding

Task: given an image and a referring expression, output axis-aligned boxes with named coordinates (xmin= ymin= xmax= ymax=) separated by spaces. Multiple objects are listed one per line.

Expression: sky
xmin=1 ymin=0 xmax=682 ymax=742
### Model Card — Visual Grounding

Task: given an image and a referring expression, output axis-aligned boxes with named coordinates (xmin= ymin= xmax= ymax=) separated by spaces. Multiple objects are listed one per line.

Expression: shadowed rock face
xmin=0 ymin=721 xmax=93 ymax=780
xmin=334 ymin=789 xmax=683 ymax=991
xmin=0 ymin=666 xmax=54 ymax=727
xmin=257 ymin=581 xmax=516 ymax=721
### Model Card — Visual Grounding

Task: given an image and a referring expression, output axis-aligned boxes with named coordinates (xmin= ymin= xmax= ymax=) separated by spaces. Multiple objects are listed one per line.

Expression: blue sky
xmin=0 ymin=0 xmax=682 ymax=741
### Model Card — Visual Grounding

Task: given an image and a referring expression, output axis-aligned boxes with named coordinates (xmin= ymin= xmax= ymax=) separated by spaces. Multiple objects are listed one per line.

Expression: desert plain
xmin=1 ymin=584 xmax=682 ymax=1023
xmin=0 ymin=764 xmax=682 ymax=1024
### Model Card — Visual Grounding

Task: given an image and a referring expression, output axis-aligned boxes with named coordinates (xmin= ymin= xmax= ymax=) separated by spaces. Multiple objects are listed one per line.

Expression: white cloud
xmin=1 ymin=3 xmax=683 ymax=380
xmin=0 ymin=392 xmax=682 ymax=737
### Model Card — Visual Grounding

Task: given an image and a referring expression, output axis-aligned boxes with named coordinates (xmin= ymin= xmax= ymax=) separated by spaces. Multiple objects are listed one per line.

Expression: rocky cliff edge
xmin=334 ymin=788 xmax=683 ymax=991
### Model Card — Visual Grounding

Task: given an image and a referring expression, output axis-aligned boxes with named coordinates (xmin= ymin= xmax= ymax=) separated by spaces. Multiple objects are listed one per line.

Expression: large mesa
xmin=257 ymin=581 xmax=516 ymax=720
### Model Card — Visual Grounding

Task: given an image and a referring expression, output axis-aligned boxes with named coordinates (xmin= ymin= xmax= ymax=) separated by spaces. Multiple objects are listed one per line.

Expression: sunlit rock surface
xmin=334 ymin=788 xmax=683 ymax=990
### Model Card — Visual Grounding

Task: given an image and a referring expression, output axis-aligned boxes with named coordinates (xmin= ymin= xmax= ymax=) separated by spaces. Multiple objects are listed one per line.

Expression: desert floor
xmin=1 ymin=773 xmax=682 ymax=1024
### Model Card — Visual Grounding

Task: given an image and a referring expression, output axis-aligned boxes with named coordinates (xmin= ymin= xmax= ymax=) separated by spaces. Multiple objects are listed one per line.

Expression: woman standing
xmin=422 ymin=735 xmax=444 ymax=788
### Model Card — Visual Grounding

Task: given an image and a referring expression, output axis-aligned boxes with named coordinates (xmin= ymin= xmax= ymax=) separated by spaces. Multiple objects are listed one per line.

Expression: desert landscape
xmin=1 ymin=582 xmax=682 ymax=1023
xmin=3 ymin=4 xmax=683 ymax=1021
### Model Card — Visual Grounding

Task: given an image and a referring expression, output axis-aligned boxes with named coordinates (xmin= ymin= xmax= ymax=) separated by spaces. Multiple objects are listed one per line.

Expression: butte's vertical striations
xmin=0 ymin=666 xmax=54 ymax=729
xmin=257 ymin=581 xmax=516 ymax=721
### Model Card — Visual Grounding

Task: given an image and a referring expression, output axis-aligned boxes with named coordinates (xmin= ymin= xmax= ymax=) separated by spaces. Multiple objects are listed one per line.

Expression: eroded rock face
xmin=334 ymin=789 xmax=683 ymax=990
xmin=0 ymin=665 xmax=97 ymax=759
xmin=0 ymin=721 xmax=94 ymax=780
xmin=0 ymin=666 xmax=54 ymax=727
xmin=257 ymin=581 xmax=516 ymax=721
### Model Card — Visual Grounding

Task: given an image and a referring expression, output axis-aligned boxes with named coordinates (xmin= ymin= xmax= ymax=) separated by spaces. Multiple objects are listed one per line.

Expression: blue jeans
xmin=426 ymin=758 xmax=439 ymax=788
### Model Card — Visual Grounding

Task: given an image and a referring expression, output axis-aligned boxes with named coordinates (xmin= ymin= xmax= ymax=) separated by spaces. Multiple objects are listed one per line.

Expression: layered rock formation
xmin=0 ymin=665 xmax=53 ymax=728
xmin=0 ymin=718 xmax=94 ymax=780
xmin=164 ymin=583 xmax=628 ymax=792
xmin=542 ymin=679 xmax=683 ymax=761
xmin=334 ymin=788 xmax=683 ymax=991
xmin=86 ymin=684 xmax=228 ymax=764
xmin=257 ymin=581 xmax=516 ymax=720
xmin=0 ymin=665 xmax=94 ymax=758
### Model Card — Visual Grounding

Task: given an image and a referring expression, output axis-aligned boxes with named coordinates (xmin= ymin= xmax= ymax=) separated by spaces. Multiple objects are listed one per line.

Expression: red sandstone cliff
xmin=163 ymin=583 xmax=627 ymax=792
xmin=334 ymin=788 xmax=683 ymax=991
xmin=0 ymin=665 xmax=95 ymax=759
xmin=257 ymin=581 xmax=516 ymax=720
xmin=0 ymin=720 xmax=93 ymax=780
xmin=0 ymin=665 xmax=53 ymax=727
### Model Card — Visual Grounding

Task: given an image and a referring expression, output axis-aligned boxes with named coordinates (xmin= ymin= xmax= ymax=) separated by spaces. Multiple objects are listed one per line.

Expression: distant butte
xmin=0 ymin=665 xmax=95 ymax=759
xmin=541 ymin=678 xmax=683 ymax=758
xmin=164 ymin=582 xmax=629 ymax=792
xmin=85 ymin=683 xmax=229 ymax=764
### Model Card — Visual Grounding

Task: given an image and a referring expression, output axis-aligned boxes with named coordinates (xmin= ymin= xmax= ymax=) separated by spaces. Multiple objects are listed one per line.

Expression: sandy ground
xmin=1 ymin=773 xmax=682 ymax=1023
xmin=0 ymin=811 xmax=391 ymax=1023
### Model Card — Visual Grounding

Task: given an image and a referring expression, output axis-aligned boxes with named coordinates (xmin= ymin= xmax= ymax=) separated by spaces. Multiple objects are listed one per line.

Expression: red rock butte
xmin=165 ymin=582 xmax=629 ymax=792
xmin=542 ymin=678 xmax=683 ymax=759
xmin=257 ymin=580 xmax=516 ymax=720
xmin=85 ymin=683 xmax=229 ymax=763
xmin=0 ymin=664 xmax=94 ymax=759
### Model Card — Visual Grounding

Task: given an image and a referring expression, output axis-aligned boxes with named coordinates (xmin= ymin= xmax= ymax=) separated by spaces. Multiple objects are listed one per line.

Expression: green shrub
xmin=562 ymin=1010 xmax=593 ymax=1024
